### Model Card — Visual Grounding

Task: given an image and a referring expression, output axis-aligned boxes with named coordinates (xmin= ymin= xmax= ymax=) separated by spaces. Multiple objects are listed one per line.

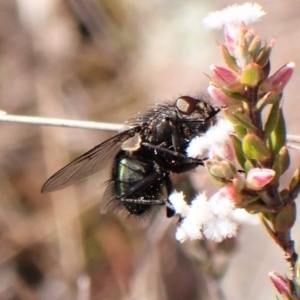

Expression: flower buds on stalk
xmin=203 ymin=3 xmax=294 ymax=216
xmin=173 ymin=2 xmax=300 ymax=297
xmin=176 ymin=8 xmax=298 ymax=285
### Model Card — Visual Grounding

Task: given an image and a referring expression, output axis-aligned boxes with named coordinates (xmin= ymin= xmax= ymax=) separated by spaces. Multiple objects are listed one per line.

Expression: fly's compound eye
xmin=175 ymin=96 xmax=198 ymax=115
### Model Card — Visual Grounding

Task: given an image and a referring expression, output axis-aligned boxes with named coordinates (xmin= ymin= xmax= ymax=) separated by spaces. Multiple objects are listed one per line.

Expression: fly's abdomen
xmin=112 ymin=151 xmax=164 ymax=215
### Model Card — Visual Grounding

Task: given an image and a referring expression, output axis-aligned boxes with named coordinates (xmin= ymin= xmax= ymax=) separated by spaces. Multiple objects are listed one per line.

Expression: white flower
xmin=175 ymin=226 xmax=190 ymax=243
xmin=186 ymin=118 xmax=234 ymax=161
xmin=169 ymin=191 xmax=190 ymax=217
xmin=173 ymin=187 xmax=239 ymax=243
xmin=206 ymin=118 xmax=234 ymax=145
xmin=172 ymin=192 xmax=210 ymax=243
xmin=216 ymin=218 xmax=238 ymax=238
xmin=209 ymin=193 xmax=235 ymax=218
xmin=202 ymin=215 xmax=238 ymax=242
xmin=178 ymin=219 xmax=203 ymax=242
xmin=202 ymin=220 xmax=223 ymax=242
xmin=203 ymin=3 xmax=265 ymax=29
xmin=186 ymin=135 xmax=210 ymax=158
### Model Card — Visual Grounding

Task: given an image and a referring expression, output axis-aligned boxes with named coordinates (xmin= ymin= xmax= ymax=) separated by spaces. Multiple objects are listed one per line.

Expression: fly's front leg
xmin=142 ymin=142 xmax=204 ymax=172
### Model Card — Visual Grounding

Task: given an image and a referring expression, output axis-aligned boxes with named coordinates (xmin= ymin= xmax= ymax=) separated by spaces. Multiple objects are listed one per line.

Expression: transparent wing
xmin=42 ymin=128 xmax=138 ymax=193
xmin=100 ymin=180 xmax=120 ymax=214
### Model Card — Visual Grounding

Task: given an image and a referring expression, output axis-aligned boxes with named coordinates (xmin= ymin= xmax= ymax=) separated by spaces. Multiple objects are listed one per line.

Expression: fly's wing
xmin=100 ymin=180 xmax=120 ymax=214
xmin=41 ymin=128 xmax=138 ymax=193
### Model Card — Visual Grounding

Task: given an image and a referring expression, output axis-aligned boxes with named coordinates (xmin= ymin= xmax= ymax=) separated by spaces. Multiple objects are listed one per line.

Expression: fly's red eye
xmin=175 ymin=96 xmax=198 ymax=115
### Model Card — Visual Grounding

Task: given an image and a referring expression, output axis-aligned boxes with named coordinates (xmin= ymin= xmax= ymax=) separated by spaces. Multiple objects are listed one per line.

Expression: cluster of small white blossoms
xmin=169 ymin=119 xmax=240 ymax=243
xmin=169 ymin=189 xmax=239 ymax=243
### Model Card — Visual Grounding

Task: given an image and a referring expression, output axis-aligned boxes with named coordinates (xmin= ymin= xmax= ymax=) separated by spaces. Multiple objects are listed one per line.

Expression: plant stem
xmin=246 ymin=86 xmax=263 ymax=139
xmin=0 ymin=111 xmax=124 ymax=132
xmin=0 ymin=110 xmax=298 ymax=145
xmin=276 ymin=231 xmax=298 ymax=278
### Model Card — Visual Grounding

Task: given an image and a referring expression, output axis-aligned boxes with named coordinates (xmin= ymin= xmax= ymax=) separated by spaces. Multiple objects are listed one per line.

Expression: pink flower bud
xmin=263 ymin=62 xmax=295 ymax=92
xmin=207 ymin=84 xmax=238 ymax=107
xmin=246 ymin=168 xmax=275 ymax=190
xmin=269 ymin=272 xmax=292 ymax=297
xmin=209 ymin=141 xmax=235 ymax=163
xmin=222 ymin=142 xmax=236 ymax=162
xmin=209 ymin=184 xmax=242 ymax=212
xmin=224 ymin=25 xmax=238 ymax=55
xmin=210 ymin=65 xmax=243 ymax=92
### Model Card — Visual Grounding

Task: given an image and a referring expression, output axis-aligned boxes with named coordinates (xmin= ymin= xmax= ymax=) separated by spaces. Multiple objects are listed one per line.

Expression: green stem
xmin=247 ymin=86 xmax=263 ymax=139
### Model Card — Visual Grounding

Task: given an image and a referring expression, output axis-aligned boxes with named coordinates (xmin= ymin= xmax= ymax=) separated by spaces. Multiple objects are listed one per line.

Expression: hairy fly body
xmin=42 ymin=96 xmax=219 ymax=217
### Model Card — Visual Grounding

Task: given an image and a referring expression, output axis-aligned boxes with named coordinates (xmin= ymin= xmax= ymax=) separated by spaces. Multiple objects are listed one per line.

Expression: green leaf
xmin=234 ymin=124 xmax=247 ymax=139
xmin=289 ymin=168 xmax=300 ymax=191
xmin=256 ymin=45 xmax=272 ymax=67
xmin=248 ymin=36 xmax=261 ymax=59
xmin=224 ymin=108 xmax=257 ymax=133
xmin=242 ymin=133 xmax=271 ymax=163
xmin=273 ymin=203 xmax=296 ymax=232
xmin=271 ymin=146 xmax=290 ymax=185
xmin=229 ymin=134 xmax=246 ymax=167
xmin=220 ymin=45 xmax=240 ymax=72
xmin=222 ymin=90 xmax=247 ymax=101
xmin=254 ymin=91 xmax=281 ymax=113
xmin=241 ymin=63 xmax=264 ymax=87
xmin=264 ymin=100 xmax=280 ymax=138
xmin=278 ymin=146 xmax=290 ymax=175
xmin=268 ymin=108 xmax=286 ymax=155
xmin=288 ymin=168 xmax=300 ymax=201
xmin=244 ymin=159 xmax=254 ymax=173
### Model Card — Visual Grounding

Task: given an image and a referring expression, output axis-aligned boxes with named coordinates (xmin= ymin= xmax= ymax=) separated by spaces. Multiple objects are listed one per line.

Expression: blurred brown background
xmin=0 ymin=0 xmax=300 ymax=299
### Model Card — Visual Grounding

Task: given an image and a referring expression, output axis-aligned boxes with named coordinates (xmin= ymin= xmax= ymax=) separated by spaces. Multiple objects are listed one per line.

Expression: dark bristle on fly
xmin=42 ymin=96 xmax=219 ymax=218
